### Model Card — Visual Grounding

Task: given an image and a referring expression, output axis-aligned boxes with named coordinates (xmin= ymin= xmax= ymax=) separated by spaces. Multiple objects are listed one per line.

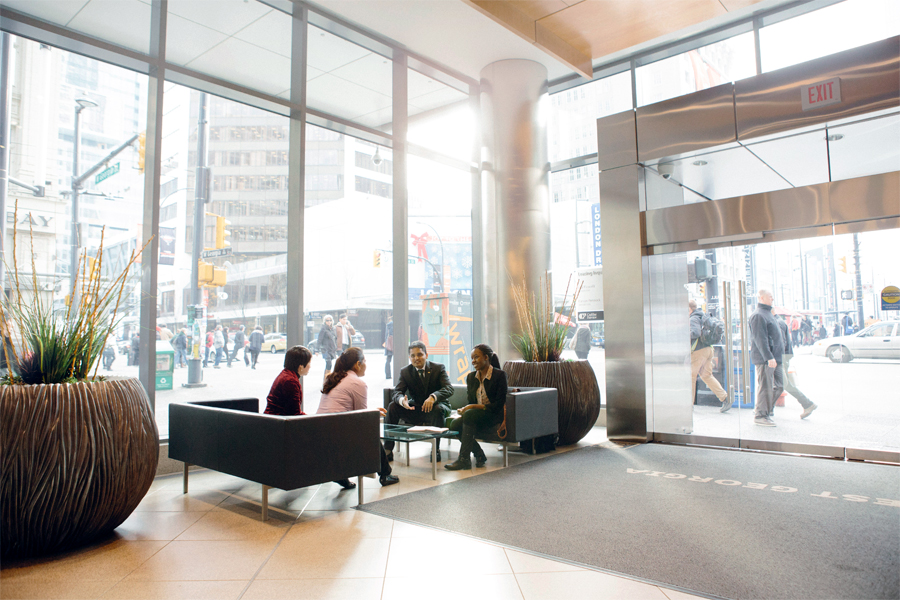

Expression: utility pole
xmin=186 ymin=92 xmax=209 ymax=387
xmin=853 ymin=233 xmax=864 ymax=328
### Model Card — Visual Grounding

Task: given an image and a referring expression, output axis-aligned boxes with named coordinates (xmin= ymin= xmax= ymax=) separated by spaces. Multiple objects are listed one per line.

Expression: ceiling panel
xmin=165 ymin=13 xmax=228 ymax=66
xmin=306 ymin=73 xmax=392 ymax=122
xmin=186 ymin=37 xmax=290 ymax=96
xmin=743 ymin=130 xmax=830 ymax=188
xmin=410 ymin=86 xmax=467 ymax=113
xmin=233 ymin=9 xmax=291 ymax=58
xmin=307 ymin=26 xmax=371 ymax=73
xmin=829 ymin=113 xmax=900 ymax=182
xmin=331 ymin=53 xmax=393 ymax=98
xmin=166 ymin=0 xmax=270 ymax=36
xmin=66 ymin=0 xmax=151 ymax=53
xmin=659 ymin=145 xmax=791 ymax=201
xmin=0 ymin=0 xmax=89 ymax=26
xmin=354 ymin=106 xmax=394 ymax=130
xmin=510 ymin=0 xmax=569 ymax=21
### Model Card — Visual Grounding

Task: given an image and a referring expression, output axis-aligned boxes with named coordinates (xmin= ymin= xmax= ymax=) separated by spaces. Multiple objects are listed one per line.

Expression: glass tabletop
xmin=380 ymin=423 xmax=459 ymax=442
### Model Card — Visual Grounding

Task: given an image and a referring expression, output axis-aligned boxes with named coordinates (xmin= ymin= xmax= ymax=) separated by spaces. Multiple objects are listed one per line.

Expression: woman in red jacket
xmin=264 ymin=345 xmax=313 ymax=416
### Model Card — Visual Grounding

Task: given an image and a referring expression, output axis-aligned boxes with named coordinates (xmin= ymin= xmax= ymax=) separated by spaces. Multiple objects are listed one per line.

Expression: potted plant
xmin=1 ymin=208 xmax=158 ymax=559
xmin=506 ymin=273 xmax=601 ymax=446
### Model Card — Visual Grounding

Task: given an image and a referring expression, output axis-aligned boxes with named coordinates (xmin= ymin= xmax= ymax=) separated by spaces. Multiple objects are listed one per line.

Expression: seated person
xmin=385 ymin=341 xmax=454 ymax=462
xmin=317 ymin=347 xmax=399 ymax=488
xmin=264 ymin=345 xmax=312 ymax=416
xmin=445 ymin=344 xmax=507 ymax=471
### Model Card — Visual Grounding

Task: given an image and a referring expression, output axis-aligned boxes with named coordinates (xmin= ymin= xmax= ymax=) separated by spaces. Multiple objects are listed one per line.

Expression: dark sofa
xmin=169 ymin=399 xmax=381 ymax=519
xmin=382 ymin=385 xmax=558 ymax=466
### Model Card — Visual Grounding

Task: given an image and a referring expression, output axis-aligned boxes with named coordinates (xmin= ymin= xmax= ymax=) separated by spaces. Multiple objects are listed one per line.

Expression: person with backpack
xmin=689 ymin=300 xmax=729 ymax=412
xmin=776 ymin=317 xmax=817 ymax=419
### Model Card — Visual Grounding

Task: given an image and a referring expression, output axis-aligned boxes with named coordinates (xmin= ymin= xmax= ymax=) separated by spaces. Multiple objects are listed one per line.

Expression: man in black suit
xmin=385 ymin=341 xmax=454 ymax=462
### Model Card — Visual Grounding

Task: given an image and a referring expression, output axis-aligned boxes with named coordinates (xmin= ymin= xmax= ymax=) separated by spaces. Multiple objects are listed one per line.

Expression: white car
xmin=811 ymin=322 xmax=900 ymax=363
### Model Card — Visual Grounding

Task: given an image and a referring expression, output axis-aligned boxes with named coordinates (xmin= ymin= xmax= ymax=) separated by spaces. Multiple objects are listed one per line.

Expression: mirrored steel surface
xmin=735 ymin=36 xmax=900 ymax=141
xmin=600 ymin=165 xmax=648 ymax=441
xmin=480 ymin=60 xmax=550 ymax=363
xmin=596 ymin=110 xmax=637 ymax=171
xmin=637 ymin=83 xmax=737 ymax=164
xmin=829 ymin=171 xmax=900 ymax=224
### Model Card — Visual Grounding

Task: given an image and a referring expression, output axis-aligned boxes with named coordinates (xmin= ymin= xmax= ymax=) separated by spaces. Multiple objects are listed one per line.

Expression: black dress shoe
xmin=335 ymin=479 xmax=356 ymax=490
xmin=474 ymin=455 xmax=487 ymax=468
xmin=385 ymin=450 xmax=394 ymax=463
xmin=428 ymin=449 xmax=442 ymax=463
xmin=379 ymin=474 xmax=400 ymax=486
xmin=444 ymin=458 xmax=471 ymax=471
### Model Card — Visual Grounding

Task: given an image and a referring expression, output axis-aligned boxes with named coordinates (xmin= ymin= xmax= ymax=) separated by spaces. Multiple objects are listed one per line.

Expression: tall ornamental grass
xmin=510 ymin=272 xmax=583 ymax=362
xmin=1 ymin=203 xmax=147 ymax=384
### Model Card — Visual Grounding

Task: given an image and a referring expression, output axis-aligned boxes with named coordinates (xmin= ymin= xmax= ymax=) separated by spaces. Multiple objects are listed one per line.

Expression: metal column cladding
xmin=598 ymin=164 xmax=647 ymax=441
xmin=479 ymin=60 xmax=550 ymax=363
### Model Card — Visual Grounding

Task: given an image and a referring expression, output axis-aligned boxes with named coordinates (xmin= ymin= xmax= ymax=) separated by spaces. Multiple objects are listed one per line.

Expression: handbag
xmin=385 ymin=335 xmax=393 ymax=352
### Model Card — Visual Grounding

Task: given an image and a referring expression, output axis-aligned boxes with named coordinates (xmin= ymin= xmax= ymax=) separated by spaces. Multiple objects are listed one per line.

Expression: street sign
xmin=577 ymin=311 xmax=603 ymax=322
xmin=201 ymin=247 xmax=233 ymax=259
xmin=95 ymin=162 xmax=120 ymax=184
xmin=841 ymin=290 xmax=853 ymax=300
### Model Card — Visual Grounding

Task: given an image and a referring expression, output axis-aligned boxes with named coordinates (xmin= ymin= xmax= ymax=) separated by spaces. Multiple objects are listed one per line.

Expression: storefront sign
xmin=881 ymin=285 xmax=900 ymax=311
xmin=801 ymin=77 xmax=841 ymax=111
xmin=591 ymin=203 xmax=602 ymax=266
xmin=575 ymin=266 xmax=603 ymax=322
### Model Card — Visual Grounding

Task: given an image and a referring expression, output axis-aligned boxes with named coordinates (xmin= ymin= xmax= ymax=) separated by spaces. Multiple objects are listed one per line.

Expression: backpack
xmin=699 ymin=314 xmax=725 ymax=346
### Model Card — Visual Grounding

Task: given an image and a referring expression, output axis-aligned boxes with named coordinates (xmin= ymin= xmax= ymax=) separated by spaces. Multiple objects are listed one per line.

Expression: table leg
xmin=406 ymin=442 xmax=410 ymax=467
xmin=431 ymin=439 xmax=437 ymax=480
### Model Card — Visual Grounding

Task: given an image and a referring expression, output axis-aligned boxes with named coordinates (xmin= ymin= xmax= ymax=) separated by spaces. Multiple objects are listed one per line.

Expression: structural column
xmin=479 ymin=60 xmax=550 ymax=362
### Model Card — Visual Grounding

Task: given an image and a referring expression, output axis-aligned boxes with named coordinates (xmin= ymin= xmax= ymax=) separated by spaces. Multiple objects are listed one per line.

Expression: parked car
xmin=811 ymin=321 xmax=899 ymax=363
xmin=591 ymin=333 xmax=604 ymax=348
xmin=351 ymin=332 xmax=366 ymax=347
xmin=264 ymin=332 xmax=287 ymax=354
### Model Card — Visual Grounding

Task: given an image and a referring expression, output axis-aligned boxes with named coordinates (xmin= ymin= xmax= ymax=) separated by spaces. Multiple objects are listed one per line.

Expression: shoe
xmin=428 ymin=450 xmax=442 ymax=463
xmin=251 ymin=366 xmax=256 ymax=370
xmin=475 ymin=455 xmax=487 ymax=468
xmin=336 ymin=479 xmax=356 ymax=490
xmin=379 ymin=474 xmax=399 ymax=486
xmin=754 ymin=417 xmax=776 ymax=427
xmin=720 ymin=396 xmax=732 ymax=413
xmin=385 ymin=450 xmax=394 ymax=463
xmin=801 ymin=403 xmax=818 ymax=419
xmin=444 ymin=458 xmax=471 ymax=471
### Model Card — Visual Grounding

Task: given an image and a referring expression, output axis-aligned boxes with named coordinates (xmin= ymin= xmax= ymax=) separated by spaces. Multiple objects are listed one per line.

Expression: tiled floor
xmin=1 ymin=428 xmax=705 ymax=600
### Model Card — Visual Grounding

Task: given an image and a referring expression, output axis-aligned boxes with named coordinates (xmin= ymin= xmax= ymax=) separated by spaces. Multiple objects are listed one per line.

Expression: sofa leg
xmin=503 ymin=443 xmax=508 ymax=467
xmin=183 ymin=463 xmax=190 ymax=494
xmin=261 ymin=485 xmax=269 ymax=521
xmin=358 ymin=475 xmax=364 ymax=505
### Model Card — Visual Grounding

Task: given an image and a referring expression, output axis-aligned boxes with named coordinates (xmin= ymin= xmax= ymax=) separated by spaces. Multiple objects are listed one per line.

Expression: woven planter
xmin=503 ymin=360 xmax=601 ymax=446
xmin=1 ymin=377 xmax=159 ymax=558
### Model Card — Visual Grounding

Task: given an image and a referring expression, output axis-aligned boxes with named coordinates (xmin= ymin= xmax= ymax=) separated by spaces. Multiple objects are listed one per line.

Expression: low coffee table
xmin=380 ymin=424 xmax=459 ymax=480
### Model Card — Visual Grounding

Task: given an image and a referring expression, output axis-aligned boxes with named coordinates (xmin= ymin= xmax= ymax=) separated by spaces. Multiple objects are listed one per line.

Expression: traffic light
xmin=137 ymin=132 xmax=146 ymax=173
xmin=699 ymin=282 xmax=706 ymax=297
xmin=839 ymin=257 xmax=847 ymax=273
xmin=211 ymin=267 xmax=226 ymax=287
xmin=85 ymin=256 xmax=100 ymax=283
xmin=198 ymin=260 xmax=214 ymax=284
xmin=215 ymin=215 xmax=231 ymax=250
xmin=374 ymin=250 xmax=381 ymax=268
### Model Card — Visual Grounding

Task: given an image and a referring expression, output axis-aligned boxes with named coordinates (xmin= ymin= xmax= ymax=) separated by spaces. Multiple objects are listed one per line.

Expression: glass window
xmin=5 ymin=33 xmax=147 ymax=397
xmin=307 ymin=25 xmax=391 ymax=128
xmin=760 ymin=0 xmax=900 ymax=73
xmin=550 ymin=71 xmax=632 ymax=162
xmin=156 ymin=84 xmax=290 ymax=436
xmin=636 ymin=32 xmax=756 ymax=107
xmin=304 ymin=126 xmax=393 ymax=411
xmin=407 ymin=68 xmax=473 ymax=161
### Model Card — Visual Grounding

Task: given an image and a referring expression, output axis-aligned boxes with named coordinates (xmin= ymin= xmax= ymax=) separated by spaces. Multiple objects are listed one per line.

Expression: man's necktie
xmin=418 ymin=369 xmax=425 ymax=382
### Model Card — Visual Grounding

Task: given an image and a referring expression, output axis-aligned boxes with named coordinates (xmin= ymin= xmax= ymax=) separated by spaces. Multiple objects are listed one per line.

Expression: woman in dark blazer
xmin=445 ymin=344 xmax=507 ymax=470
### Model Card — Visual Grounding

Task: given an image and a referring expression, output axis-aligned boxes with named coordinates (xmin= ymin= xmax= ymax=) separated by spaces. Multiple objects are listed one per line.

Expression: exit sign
xmin=801 ymin=77 xmax=841 ymax=112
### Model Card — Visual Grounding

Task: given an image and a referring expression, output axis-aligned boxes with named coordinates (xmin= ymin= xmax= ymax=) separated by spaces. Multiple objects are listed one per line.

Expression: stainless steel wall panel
xmin=596 ymin=110 xmax=637 ymax=171
xmin=739 ymin=439 xmax=844 ymax=459
xmin=834 ymin=216 xmax=900 ymax=236
xmin=735 ymin=36 xmax=900 ymax=141
xmin=599 ymin=165 xmax=647 ymax=441
xmin=645 ymin=183 xmax=830 ymax=246
xmin=846 ymin=448 xmax=900 ymax=464
xmin=636 ymin=83 xmax=736 ymax=164
xmin=652 ymin=433 xmax=739 ymax=448
xmin=647 ymin=253 xmax=693 ymax=435
xmin=830 ymin=171 xmax=900 ymax=223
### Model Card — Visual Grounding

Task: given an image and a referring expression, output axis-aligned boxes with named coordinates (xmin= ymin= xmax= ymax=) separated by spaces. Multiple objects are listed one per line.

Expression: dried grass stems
xmin=510 ymin=271 xmax=583 ymax=362
xmin=1 ymin=201 xmax=150 ymax=385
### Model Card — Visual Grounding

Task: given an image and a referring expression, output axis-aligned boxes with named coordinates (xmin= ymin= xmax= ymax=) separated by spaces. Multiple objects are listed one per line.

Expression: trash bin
xmin=155 ymin=340 xmax=175 ymax=391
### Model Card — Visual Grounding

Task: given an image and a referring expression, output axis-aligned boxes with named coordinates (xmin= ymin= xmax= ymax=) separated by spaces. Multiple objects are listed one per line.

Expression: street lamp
xmin=415 ymin=221 xmax=444 ymax=293
xmin=70 ymin=96 xmax=99 ymax=292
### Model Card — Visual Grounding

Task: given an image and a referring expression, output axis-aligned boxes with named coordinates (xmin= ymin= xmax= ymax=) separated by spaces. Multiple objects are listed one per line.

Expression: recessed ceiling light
xmin=692 ymin=160 xmax=708 ymax=166
xmin=826 ymin=133 xmax=844 ymax=142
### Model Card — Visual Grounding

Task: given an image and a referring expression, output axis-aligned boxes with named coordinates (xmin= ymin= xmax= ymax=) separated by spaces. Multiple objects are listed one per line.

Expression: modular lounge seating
xmin=169 ymin=399 xmax=381 ymax=520
xmin=382 ymin=385 xmax=559 ymax=466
